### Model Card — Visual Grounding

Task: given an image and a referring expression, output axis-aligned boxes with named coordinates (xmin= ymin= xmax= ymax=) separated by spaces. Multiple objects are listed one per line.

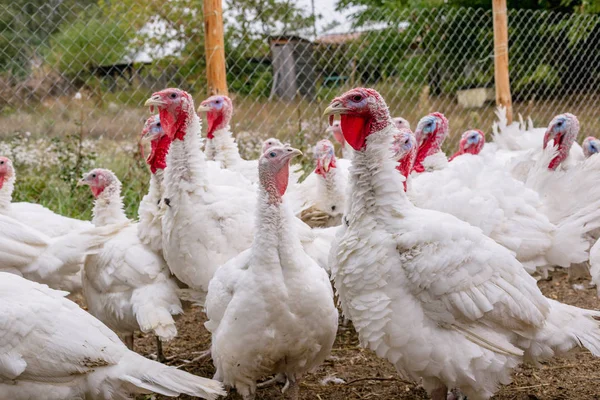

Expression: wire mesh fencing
xmin=1 ymin=2 xmax=599 ymax=159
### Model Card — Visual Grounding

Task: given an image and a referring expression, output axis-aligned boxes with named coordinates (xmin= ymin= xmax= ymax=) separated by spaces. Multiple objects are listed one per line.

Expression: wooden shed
xmin=269 ymin=35 xmax=316 ymax=101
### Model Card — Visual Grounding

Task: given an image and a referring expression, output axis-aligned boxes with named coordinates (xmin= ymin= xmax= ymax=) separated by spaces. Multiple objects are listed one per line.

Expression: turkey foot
xmin=257 ymin=373 xmax=286 ymax=389
xmin=155 ymin=336 xmax=169 ymax=363
xmin=282 ymin=377 xmax=299 ymax=400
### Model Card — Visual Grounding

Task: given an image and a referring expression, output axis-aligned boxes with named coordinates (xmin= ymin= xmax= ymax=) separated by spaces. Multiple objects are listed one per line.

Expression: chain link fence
xmin=1 ymin=2 xmax=599 ymax=157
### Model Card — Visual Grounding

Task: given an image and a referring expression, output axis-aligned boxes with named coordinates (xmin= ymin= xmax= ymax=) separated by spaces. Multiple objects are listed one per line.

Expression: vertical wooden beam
xmin=204 ymin=0 xmax=228 ymax=96
xmin=492 ymin=0 xmax=512 ymax=124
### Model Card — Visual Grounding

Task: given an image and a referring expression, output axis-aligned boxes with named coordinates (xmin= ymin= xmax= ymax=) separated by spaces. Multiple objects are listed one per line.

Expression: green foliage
xmin=0 ymin=0 xmax=96 ymax=76
xmin=46 ymin=9 xmax=132 ymax=81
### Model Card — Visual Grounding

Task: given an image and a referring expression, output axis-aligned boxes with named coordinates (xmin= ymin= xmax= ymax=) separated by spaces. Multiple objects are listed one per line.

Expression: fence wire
xmin=1 ymin=2 xmax=599 ymax=158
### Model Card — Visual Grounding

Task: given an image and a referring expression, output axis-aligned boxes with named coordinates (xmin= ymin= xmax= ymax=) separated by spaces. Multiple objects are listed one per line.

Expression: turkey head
xmin=259 ymin=146 xmax=302 ymax=203
xmin=141 ymin=115 xmax=171 ymax=174
xmin=314 ymin=139 xmax=337 ymax=177
xmin=583 ymin=136 xmax=600 ymax=159
xmin=0 ymin=157 xmax=13 ymax=190
xmin=413 ymin=112 xmax=449 ymax=173
xmin=449 ymin=129 xmax=485 ymax=161
xmin=79 ymin=168 xmax=119 ymax=199
xmin=543 ymin=113 xmax=579 ymax=170
xmin=323 ymin=87 xmax=391 ymax=151
xmin=197 ymin=95 xmax=233 ymax=139
xmin=391 ymin=129 xmax=417 ymax=191
xmin=145 ymin=88 xmax=194 ymax=141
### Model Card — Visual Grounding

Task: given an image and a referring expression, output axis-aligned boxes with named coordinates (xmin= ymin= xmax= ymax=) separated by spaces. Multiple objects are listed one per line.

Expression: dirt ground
xmin=122 ymin=270 xmax=600 ymax=400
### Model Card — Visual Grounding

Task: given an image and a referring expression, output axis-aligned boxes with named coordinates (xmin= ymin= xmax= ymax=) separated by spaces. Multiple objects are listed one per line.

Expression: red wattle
xmin=275 ymin=163 xmax=290 ymax=196
xmin=315 ymin=159 xmax=325 ymax=176
xmin=206 ymin=111 xmax=223 ymax=139
xmin=0 ymin=175 xmax=4 ymax=190
xmin=91 ymin=186 xmax=105 ymax=198
xmin=340 ymin=114 xmax=368 ymax=151
xmin=148 ymin=135 xmax=171 ymax=173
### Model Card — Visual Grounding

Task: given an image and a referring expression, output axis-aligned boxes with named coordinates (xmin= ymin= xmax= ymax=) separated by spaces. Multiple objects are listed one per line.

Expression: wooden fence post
xmin=204 ymin=0 xmax=228 ymax=96
xmin=492 ymin=0 xmax=512 ymax=124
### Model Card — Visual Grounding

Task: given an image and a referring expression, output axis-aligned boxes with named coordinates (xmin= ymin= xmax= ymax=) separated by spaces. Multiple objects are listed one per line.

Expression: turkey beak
xmin=197 ymin=104 xmax=211 ymax=113
xmin=324 ymin=101 xmax=348 ymax=126
xmin=144 ymin=95 xmax=166 ymax=112
xmin=77 ymin=174 xmax=90 ymax=187
xmin=321 ymin=154 xmax=333 ymax=172
xmin=283 ymin=147 xmax=302 ymax=161
xmin=141 ymin=127 xmax=162 ymax=143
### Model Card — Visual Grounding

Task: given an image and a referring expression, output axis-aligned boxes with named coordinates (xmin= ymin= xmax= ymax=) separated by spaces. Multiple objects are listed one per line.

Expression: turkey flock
xmin=3 ymin=86 xmax=600 ymax=400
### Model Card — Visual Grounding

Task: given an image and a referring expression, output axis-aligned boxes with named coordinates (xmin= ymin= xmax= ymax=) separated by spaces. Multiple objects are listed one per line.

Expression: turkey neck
xmin=163 ymin=112 xmax=209 ymax=206
xmin=347 ymin=124 xmax=413 ymax=226
xmin=209 ymin=127 xmax=242 ymax=169
xmin=92 ymin=182 xmax=128 ymax=226
xmin=137 ymin=169 xmax=164 ymax=249
xmin=253 ymin=183 xmax=303 ymax=273
xmin=317 ymin=167 xmax=344 ymax=208
xmin=0 ymin=172 xmax=15 ymax=211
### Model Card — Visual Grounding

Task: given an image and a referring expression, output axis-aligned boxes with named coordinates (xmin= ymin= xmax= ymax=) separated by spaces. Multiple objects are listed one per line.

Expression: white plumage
xmin=407 ymin=148 xmax=596 ymax=274
xmin=79 ymin=168 xmax=182 ymax=356
xmin=145 ymin=89 xmax=334 ymax=303
xmin=325 ymin=88 xmax=600 ymax=400
xmin=0 ymin=272 xmax=225 ymax=400
xmin=0 ymin=156 xmax=95 ymax=291
xmin=205 ymin=146 xmax=338 ymax=399
xmin=487 ymin=107 xmax=585 ymax=181
xmin=0 ymin=210 xmax=124 ymax=290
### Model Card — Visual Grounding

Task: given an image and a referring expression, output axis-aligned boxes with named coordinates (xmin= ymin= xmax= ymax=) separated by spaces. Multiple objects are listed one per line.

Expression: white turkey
xmin=448 ymin=129 xmax=485 ymax=161
xmin=290 ymin=139 xmax=348 ymax=228
xmin=0 ymin=272 xmax=224 ymax=400
xmin=412 ymin=112 xmax=449 ymax=173
xmin=0 ymin=156 xmax=93 ymax=237
xmin=79 ymin=168 xmax=183 ymax=363
xmin=324 ymin=87 xmax=600 ymax=400
xmin=524 ymin=114 xmax=600 ymax=224
xmin=144 ymin=88 xmax=334 ymax=301
xmin=0 ymin=208 xmax=123 ymax=290
xmin=0 ymin=156 xmax=94 ymax=291
xmin=489 ymin=108 xmax=584 ymax=181
xmin=205 ymin=146 xmax=338 ymax=400
xmin=394 ymin=129 xmax=598 ymax=275
xmin=583 ymin=136 xmax=600 ymax=158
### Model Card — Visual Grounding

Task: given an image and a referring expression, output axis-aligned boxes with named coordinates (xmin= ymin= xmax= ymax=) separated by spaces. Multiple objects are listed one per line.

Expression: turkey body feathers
xmin=0 ymin=273 xmax=224 ymax=400
xmin=331 ymin=123 xmax=600 ymax=400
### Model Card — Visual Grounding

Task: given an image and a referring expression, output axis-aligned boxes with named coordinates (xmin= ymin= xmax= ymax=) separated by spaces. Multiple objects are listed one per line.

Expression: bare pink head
xmin=582 ymin=136 xmax=600 ymax=159
xmin=449 ymin=129 xmax=485 ymax=161
xmin=79 ymin=168 xmax=119 ymax=198
xmin=391 ymin=129 xmax=417 ymax=191
xmin=314 ymin=139 xmax=337 ymax=177
xmin=543 ymin=113 xmax=579 ymax=170
xmin=326 ymin=120 xmax=345 ymax=146
xmin=393 ymin=117 xmax=411 ymax=131
xmin=262 ymin=138 xmax=284 ymax=153
xmin=413 ymin=112 xmax=449 ymax=173
xmin=259 ymin=146 xmax=302 ymax=204
xmin=323 ymin=88 xmax=391 ymax=151
xmin=197 ymin=95 xmax=233 ymax=139
xmin=0 ymin=157 xmax=13 ymax=190
xmin=145 ymin=88 xmax=195 ymax=141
